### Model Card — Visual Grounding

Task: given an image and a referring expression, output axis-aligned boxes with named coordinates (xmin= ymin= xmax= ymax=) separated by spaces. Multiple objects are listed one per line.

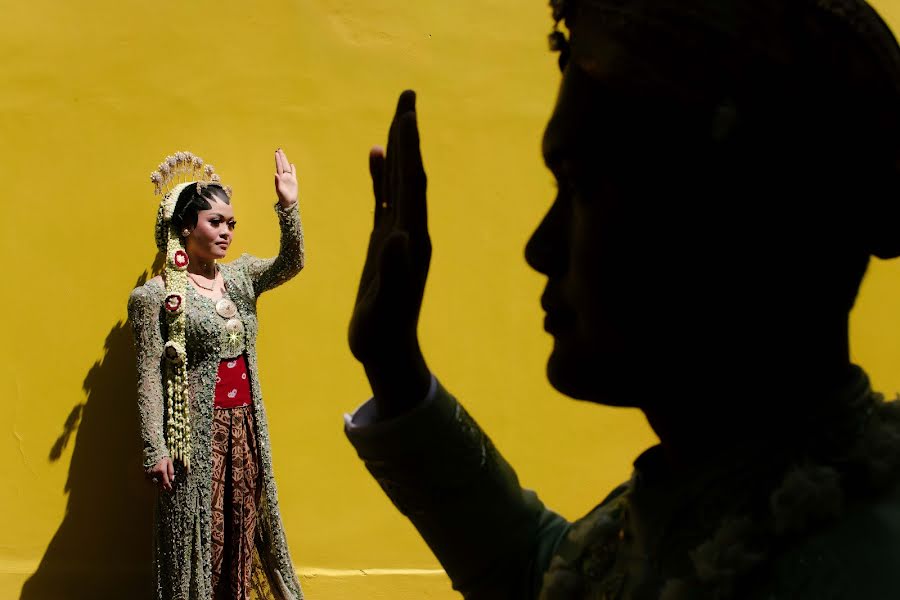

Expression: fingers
xmin=385 ymin=119 xmax=399 ymax=217
xmin=146 ymin=459 xmax=175 ymax=492
xmin=395 ymin=111 xmax=428 ymax=236
xmin=369 ymin=146 xmax=386 ymax=225
xmin=147 ymin=468 xmax=166 ymax=491
xmin=383 ymin=90 xmax=427 ymax=236
xmin=385 ymin=91 xmax=416 ymax=214
xmin=394 ymin=89 xmax=416 ymax=117
xmin=275 ymin=148 xmax=285 ymax=176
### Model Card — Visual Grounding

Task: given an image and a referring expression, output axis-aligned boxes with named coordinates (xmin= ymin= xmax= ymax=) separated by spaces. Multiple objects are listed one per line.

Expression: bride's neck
xmin=187 ymin=258 xmax=217 ymax=279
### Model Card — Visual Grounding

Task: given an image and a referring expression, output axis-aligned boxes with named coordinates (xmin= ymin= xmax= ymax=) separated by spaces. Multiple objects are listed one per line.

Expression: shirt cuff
xmin=344 ymin=374 xmax=439 ymax=431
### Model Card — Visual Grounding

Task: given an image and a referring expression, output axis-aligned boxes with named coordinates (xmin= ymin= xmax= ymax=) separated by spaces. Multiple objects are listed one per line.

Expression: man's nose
xmin=525 ymin=199 xmax=567 ymax=277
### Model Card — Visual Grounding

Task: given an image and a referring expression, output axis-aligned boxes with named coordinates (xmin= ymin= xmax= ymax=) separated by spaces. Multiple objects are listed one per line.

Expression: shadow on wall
xmin=21 ymin=257 xmax=163 ymax=600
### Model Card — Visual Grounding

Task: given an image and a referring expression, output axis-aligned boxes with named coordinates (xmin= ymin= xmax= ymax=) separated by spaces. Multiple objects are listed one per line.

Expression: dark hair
xmin=171 ymin=183 xmax=231 ymax=234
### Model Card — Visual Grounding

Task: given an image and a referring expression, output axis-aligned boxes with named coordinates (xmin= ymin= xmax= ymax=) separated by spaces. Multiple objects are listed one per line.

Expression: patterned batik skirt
xmin=211 ymin=355 xmax=260 ymax=600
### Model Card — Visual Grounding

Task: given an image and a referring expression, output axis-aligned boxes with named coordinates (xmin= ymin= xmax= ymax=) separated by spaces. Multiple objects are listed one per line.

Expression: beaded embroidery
xmin=129 ymin=199 xmax=306 ymax=600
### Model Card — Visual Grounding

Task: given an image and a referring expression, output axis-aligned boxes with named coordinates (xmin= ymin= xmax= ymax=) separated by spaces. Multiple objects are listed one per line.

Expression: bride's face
xmin=185 ymin=198 xmax=236 ymax=263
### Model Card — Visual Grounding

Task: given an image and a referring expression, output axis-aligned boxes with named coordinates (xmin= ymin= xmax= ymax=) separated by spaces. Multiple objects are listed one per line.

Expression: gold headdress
xmin=148 ymin=151 xmax=232 ymax=471
xmin=151 ymin=151 xmax=232 ymax=252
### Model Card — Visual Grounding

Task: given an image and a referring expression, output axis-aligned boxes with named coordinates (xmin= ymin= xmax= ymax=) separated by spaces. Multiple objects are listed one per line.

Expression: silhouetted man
xmin=346 ymin=1 xmax=900 ymax=598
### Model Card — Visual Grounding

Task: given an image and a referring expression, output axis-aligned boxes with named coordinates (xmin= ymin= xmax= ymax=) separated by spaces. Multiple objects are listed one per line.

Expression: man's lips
xmin=544 ymin=311 xmax=576 ymax=334
xmin=541 ymin=292 xmax=576 ymax=334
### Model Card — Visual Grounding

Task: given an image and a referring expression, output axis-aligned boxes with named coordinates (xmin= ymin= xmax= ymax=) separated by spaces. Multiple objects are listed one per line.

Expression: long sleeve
xmin=128 ymin=286 xmax=169 ymax=470
xmin=238 ymin=201 xmax=305 ymax=297
xmin=345 ymin=380 xmax=571 ymax=599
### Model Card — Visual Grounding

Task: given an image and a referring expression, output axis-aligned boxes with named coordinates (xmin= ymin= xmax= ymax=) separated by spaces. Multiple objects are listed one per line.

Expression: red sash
xmin=213 ymin=355 xmax=252 ymax=409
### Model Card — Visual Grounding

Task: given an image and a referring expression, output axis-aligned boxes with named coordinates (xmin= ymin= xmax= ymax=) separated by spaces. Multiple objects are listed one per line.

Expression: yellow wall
xmin=2 ymin=1 xmax=899 ymax=598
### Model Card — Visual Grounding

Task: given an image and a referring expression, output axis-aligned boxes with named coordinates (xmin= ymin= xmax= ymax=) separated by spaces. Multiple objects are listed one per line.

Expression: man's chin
xmin=546 ymin=344 xmax=640 ymax=407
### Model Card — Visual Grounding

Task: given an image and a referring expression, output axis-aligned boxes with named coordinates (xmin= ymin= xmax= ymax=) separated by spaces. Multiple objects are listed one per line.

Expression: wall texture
xmin=1 ymin=1 xmax=898 ymax=598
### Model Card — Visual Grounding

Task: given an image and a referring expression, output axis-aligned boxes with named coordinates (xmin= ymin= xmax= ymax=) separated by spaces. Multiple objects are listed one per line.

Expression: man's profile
xmin=344 ymin=1 xmax=900 ymax=598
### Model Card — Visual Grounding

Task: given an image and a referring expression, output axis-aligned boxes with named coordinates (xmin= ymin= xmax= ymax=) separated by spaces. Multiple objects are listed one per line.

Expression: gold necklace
xmin=188 ymin=270 xmax=217 ymax=291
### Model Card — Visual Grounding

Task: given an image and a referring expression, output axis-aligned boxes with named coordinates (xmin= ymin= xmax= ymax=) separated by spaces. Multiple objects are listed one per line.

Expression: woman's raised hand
xmin=274 ymin=148 xmax=299 ymax=208
xmin=348 ymin=90 xmax=432 ymax=419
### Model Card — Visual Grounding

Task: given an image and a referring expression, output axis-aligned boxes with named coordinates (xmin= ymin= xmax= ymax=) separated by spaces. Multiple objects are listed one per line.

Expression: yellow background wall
xmin=2 ymin=1 xmax=898 ymax=598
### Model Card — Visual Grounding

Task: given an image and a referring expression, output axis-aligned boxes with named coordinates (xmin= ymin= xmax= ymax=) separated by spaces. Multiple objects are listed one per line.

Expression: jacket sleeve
xmin=128 ymin=285 xmax=170 ymax=470
xmin=235 ymin=201 xmax=305 ymax=298
xmin=345 ymin=380 xmax=571 ymax=599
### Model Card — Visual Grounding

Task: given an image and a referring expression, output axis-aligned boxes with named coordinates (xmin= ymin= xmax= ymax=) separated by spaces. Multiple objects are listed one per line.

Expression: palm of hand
xmin=274 ymin=148 xmax=299 ymax=206
xmin=349 ymin=91 xmax=430 ymax=367
xmin=348 ymin=91 xmax=432 ymax=413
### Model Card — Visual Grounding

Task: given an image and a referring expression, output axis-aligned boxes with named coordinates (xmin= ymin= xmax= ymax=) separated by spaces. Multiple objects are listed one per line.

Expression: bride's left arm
xmin=240 ymin=148 xmax=306 ymax=296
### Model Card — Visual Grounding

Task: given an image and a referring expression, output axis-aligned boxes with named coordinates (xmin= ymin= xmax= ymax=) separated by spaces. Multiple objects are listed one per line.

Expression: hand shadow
xmin=21 ymin=255 xmax=163 ymax=600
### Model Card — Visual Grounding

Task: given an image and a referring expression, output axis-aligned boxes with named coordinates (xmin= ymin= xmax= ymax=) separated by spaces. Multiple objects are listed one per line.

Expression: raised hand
xmin=274 ymin=148 xmax=299 ymax=207
xmin=349 ymin=90 xmax=432 ymax=419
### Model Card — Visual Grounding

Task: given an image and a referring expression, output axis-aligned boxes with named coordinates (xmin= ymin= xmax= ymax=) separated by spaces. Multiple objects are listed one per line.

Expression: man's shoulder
xmin=767 ymin=482 xmax=900 ymax=599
